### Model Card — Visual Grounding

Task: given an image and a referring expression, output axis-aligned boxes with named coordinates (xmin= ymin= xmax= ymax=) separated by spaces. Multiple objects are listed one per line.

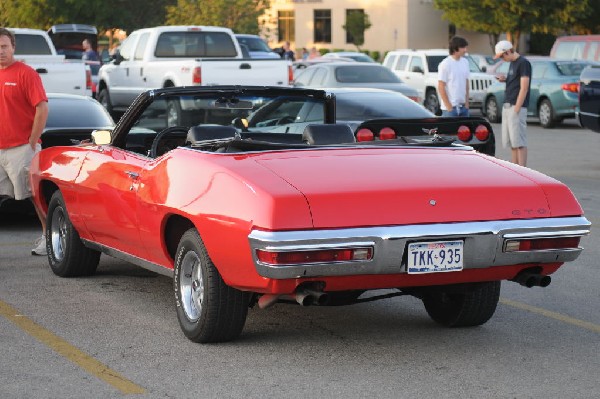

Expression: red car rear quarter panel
xmin=136 ymin=149 xmax=313 ymax=288
xmin=257 ymin=148 xmax=582 ymax=228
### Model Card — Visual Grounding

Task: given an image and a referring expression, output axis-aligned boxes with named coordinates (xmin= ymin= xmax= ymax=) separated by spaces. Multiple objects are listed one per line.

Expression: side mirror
xmin=113 ymin=51 xmax=124 ymax=65
xmin=91 ymin=130 xmax=111 ymax=145
xmin=481 ymin=66 xmax=487 ymax=73
xmin=412 ymin=66 xmax=424 ymax=74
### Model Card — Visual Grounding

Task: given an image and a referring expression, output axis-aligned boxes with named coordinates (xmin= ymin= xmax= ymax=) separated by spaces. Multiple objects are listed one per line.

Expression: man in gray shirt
xmin=494 ymin=40 xmax=531 ymax=167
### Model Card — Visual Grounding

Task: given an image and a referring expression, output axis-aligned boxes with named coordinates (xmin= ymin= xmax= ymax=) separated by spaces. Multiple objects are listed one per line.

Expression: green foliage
xmin=371 ymin=51 xmax=381 ymax=62
xmin=342 ymin=10 xmax=371 ymax=51
xmin=165 ymin=0 xmax=270 ymax=34
xmin=434 ymin=0 xmax=592 ymax=51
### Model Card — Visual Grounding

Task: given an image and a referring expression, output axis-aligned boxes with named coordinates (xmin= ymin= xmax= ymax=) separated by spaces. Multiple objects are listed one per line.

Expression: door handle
xmin=239 ymin=63 xmax=251 ymax=69
xmin=36 ymin=68 xmax=48 ymax=74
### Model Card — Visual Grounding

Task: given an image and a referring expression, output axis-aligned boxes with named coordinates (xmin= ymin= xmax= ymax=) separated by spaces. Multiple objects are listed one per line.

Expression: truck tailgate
xmin=199 ymin=59 xmax=290 ymax=86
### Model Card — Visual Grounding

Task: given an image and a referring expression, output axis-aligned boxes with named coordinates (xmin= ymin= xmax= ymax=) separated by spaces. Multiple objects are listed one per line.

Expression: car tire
xmin=424 ymin=89 xmax=440 ymax=115
xmin=538 ymin=99 xmax=556 ymax=128
xmin=422 ymin=281 xmax=500 ymax=327
xmin=97 ymin=87 xmax=113 ymax=115
xmin=485 ymin=96 xmax=501 ymax=123
xmin=166 ymin=99 xmax=196 ymax=127
xmin=47 ymin=191 xmax=100 ymax=277
xmin=174 ymin=228 xmax=250 ymax=343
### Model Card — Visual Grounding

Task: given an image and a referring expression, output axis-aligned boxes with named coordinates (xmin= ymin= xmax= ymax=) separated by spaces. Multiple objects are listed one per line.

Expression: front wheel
xmin=538 ymin=99 xmax=556 ymax=128
xmin=485 ymin=96 xmax=501 ymax=123
xmin=174 ymin=228 xmax=250 ymax=343
xmin=422 ymin=281 xmax=500 ymax=327
xmin=46 ymin=191 xmax=100 ymax=277
xmin=97 ymin=87 xmax=113 ymax=115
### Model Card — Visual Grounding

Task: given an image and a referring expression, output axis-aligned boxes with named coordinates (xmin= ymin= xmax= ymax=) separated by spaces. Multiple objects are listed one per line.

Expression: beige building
xmin=261 ymin=0 xmax=495 ymax=59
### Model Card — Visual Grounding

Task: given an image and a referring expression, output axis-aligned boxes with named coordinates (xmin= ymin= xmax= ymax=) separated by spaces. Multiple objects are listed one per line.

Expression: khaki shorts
xmin=502 ymin=104 xmax=527 ymax=148
xmin=0 ymin=143 xmax=41 ymax=200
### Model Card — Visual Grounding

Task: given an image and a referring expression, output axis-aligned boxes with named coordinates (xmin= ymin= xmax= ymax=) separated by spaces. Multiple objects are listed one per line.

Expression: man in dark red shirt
xmin=0 ymin=27 xmax=49 ymax=255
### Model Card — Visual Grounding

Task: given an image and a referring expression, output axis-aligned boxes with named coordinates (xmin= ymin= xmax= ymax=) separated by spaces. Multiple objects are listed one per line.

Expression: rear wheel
xmin=538 ymin=99 xmax=556 ymax=128
xmin=485 ymin=96 xmax=500 ymax=123
xmin=46 ymin=191 xmax=100 ymax=277
xmin=424 ymin=89 xmax=440 ymax=115
xmin=174 ymin=228 xmax=250 ymax=343
xmin=422 ymin=281 xmax=500 ymax=327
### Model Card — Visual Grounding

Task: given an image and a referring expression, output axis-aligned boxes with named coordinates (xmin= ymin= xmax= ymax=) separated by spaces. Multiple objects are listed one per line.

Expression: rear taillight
xmin=561 ymin=82 xmax=579 ymax=93
xmin=257 ymin=247 xmax=373 ymax=265
xmin=356 ymin=128 xmax=374 ymax=142
xmin=474 ymin=125 xmax=489 ymax=141
xmin=193 ymin=67 xmax=201 ymax=84
xmin=288 ymin=65 xmax=294 ymax=85
xmin=379 ymin=127 xmax=396 ymax=140
xmin=457 ymin=125 xmax=472 ymax=141
xmin=504 ymin=237 xmax=581 ymax=252
xmin=85 ymin=69 xmax=92 ymax=91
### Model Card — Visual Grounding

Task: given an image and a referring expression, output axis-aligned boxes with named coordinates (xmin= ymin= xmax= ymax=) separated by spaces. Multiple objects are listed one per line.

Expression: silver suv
xmin=383 ymin=49 xmax=494 ymax=114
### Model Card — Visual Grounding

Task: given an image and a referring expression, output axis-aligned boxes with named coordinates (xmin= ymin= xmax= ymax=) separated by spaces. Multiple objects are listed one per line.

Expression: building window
xmin=345 ymin=9 xmax=365 ymax=44
xmin=314 ymin=9 xmax=331 ymax=43
xmin=278 ymin=10 xmax=295 ymax=42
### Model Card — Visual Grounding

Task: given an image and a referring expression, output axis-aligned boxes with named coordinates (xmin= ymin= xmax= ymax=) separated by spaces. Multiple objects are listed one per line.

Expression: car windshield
xmin=335 ymin=65 xmax=401 ymax=83
xmin=237 ymin=36 xmax=272 ymax=53
xmin=555 ymin=62 xmax=589 ymax=76
xmin=47 ymin=98 xmax=114 ymax=128
xmin=336 ymin=92 xmax=434 ymax=120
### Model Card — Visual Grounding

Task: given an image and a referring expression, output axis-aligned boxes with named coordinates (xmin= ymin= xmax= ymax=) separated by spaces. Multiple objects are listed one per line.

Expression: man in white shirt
xmin=438 ymin=36 xmax=470 ymax=117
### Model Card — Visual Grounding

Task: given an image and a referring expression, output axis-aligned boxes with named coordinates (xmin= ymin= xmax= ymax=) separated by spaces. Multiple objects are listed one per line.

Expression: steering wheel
xmin=150 ymin=126 xmax=189 ymax=158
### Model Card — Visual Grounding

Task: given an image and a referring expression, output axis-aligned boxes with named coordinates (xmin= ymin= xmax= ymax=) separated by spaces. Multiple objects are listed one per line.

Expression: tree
xmin=342 ymin=10 xmax=372 ymax=51
xmin=165 ymin=0 xmax=270 ymax=34
xmin=434 ymin=0 xmax=591 ymax=51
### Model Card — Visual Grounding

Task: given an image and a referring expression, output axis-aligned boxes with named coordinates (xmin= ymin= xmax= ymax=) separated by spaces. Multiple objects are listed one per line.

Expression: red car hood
xmin=254 ymin=148 xmax=582 ymax=229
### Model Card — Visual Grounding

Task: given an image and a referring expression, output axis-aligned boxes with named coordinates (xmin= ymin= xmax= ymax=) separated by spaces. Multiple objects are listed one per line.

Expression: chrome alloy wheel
xmin=539 ymin=102 xmax=551 ymax=126
xmin=50 ymin=206 xmax=68 ymax=262
xmin=179 ymin=251 xmax=204 ymax=322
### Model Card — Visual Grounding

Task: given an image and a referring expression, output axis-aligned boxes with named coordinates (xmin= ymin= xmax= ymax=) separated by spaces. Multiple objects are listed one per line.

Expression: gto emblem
xmin=429 ymin=200 xmax=437 ymax=206
xmin=422 ymin=127 xmax=438 ymax=135
xmin=511 ymin=208 xmax=548 ymax=215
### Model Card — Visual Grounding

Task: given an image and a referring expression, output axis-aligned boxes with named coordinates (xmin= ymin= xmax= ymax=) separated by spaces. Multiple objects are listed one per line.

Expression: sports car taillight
xmin=457 ymin=125 xmax=472 ymax=141
xmin=475 ymin=125 xmax=489 ymax=141
xmin=561 ymin=82 xmax=579 ymax=93
xmin=504 ymin=237 xmax=581 ymax=252
xmin=256 ymin=247 xmax=373 ymax=265
xmin=379 ymin=127 xmax=396 ymax=140
xmin=356 ymin=128 xmax=374 ymax=142
xmin=288 ymin=65 xmax=294 ymax=85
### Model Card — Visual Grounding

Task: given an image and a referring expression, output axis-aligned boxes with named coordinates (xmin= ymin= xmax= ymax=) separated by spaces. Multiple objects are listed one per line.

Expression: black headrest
xmin=186 ymin=125 xmax=237 ymax=145
xmin=302 ymin=124 xmax=356 ymax=145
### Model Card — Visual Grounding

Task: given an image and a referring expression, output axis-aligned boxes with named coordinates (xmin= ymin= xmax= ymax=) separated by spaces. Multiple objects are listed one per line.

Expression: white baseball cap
xmin=494 ymin=40 xmax=513 ymax=59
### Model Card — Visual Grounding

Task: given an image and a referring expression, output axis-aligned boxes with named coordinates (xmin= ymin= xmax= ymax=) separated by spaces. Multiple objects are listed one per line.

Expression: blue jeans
xmin=442 ymin=106 xmax=469 ymax=117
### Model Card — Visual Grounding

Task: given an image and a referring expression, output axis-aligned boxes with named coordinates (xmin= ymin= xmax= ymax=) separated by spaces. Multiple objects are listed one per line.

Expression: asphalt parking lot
xmin=1 ymin=119 xmax=599 ymax=398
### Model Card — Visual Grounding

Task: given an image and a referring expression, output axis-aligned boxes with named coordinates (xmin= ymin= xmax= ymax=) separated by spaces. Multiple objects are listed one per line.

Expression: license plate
xmin=407 ymin=240 xmax=464 ymax=274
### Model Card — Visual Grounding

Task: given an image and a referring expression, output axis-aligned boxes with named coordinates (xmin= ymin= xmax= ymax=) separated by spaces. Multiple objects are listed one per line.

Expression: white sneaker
xmin=31 ymin=235 xmax=47 ymax=256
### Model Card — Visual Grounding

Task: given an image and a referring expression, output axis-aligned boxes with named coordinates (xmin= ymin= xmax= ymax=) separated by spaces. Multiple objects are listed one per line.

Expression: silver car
xmin=293 ymin=62 xmax=421 ymax=103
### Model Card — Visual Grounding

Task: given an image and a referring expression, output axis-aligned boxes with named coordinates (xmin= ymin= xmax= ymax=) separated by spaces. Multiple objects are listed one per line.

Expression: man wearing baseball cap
xmin=494 ymin=40 xmax=531 ymax=167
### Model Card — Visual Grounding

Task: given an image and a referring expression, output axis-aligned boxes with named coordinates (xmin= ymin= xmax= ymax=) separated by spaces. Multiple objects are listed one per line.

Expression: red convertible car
xmin=30 ymin=86 xmax=590 ymax=343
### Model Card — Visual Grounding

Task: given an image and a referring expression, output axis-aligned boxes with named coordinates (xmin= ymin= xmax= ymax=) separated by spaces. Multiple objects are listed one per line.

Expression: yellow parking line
xmin=500 ymin=298 xmax=600 ymax=334
xmin=0 ymin=300 xmax=145 ymax=394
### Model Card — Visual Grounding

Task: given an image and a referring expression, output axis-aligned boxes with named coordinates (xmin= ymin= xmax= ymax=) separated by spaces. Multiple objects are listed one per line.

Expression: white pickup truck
xmin=97 ymin=26 xmax=292 ymax=115
xmin=10 ymin=28 xmax=91 ymax=96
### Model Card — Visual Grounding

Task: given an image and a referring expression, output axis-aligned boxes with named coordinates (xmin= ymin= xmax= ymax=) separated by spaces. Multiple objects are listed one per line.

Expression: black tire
xmin=166 ymin=99 xmax=193 ymax=126
xmin=485 ymin=96 xmax=501 ymax=123
xmin=538 ymin=99 xmax=556 ymax=128
xmin=424 ymin=89 xmax=440 ymax=115
xmin=46 ymin=191 xmax=100 ymax=277
xmin=174 ymin=228 xmax=250 ymax=343
xmin=97 ymin=87 xmax=113 ymax=115
xmin=422 ymin=281 xmax=500 ymax=327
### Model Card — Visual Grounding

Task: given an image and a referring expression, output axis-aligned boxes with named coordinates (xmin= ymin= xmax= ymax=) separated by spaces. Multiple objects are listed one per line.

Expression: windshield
xmin=236 ymin=36 xmax=272 ymax=53
xmin=335 ymin=65 xmax=401 ymax=83
xmin=47 ymin=98 xmax=114 ymax=128
xmin=336 ymin=92 xmax=434 ymax=120
xmin=556 ymin=61 xmax=589 ymax=76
